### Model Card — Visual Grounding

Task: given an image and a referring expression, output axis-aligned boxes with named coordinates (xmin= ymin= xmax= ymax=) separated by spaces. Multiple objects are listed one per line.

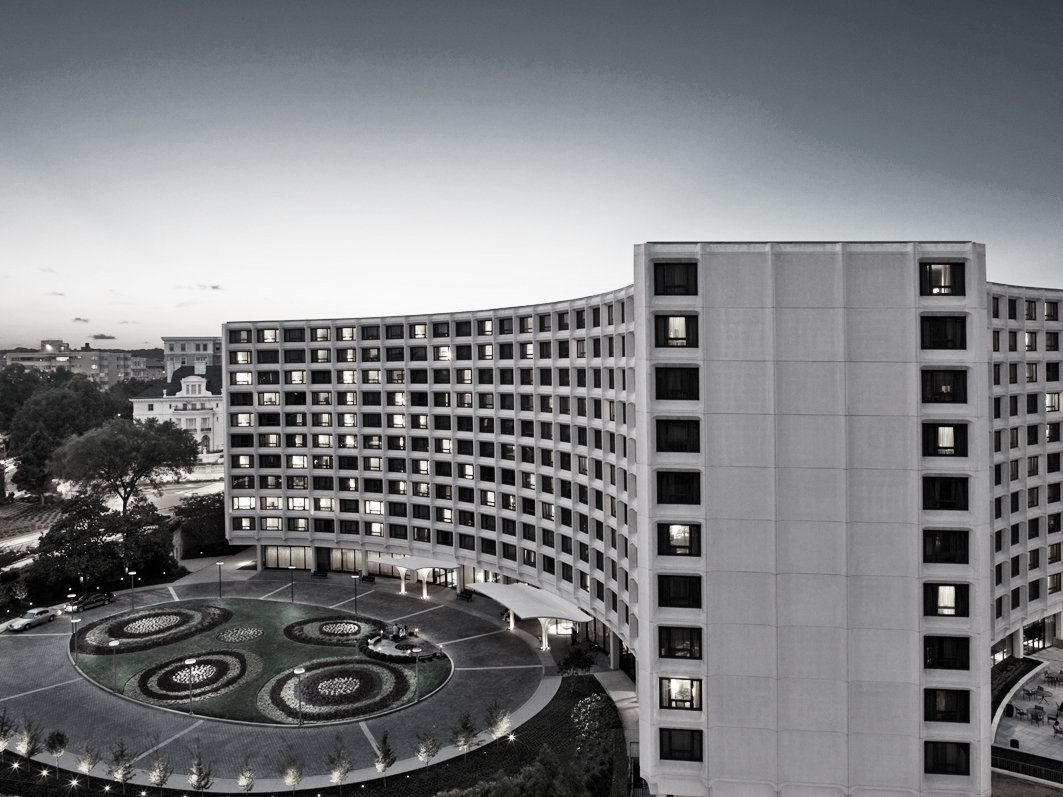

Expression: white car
xmin=7 ymin=607 xmax=56 ymax=631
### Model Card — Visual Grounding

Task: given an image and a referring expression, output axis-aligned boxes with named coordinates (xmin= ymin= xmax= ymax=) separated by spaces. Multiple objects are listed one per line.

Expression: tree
xmin=236 ymin=757 xmax=255 ymax=794
xmin=451 ymin=711 xmax=478 ymax=762
xmin=50 ymin=418 xmax=199 ymax=516
xmin=8 ymin=578 xmax=28 ymax=611
xmin=0 ymin=364 xmax=47 ymax=433
xmin=187 ymin=742 xmax=214 ymax=793
xmin=108 ymin=739 xmax=135 ymax=793
xmin=76 ymin=742 xmax=101 ymax=774
xmin=279 ymin=744 xmax=303 ymax=796
xmin=171 ymin=491 xmax=226 ymax=555
xmin=558 ymin=647 xmax=598 ymax=691
xmin=15 ymin=716 xmax=42 ymax=757
xmin=8 ymin=379 xmax=116 ymax=501
xmin=23 ymin=494 xmax=125 ymax=594
xmin=146 ymin=736 xmax=173 ymax=796
xmin=483 ymin=700 xmax=512 ymax=742
xmin=44 ymin=729 xmax=67 ymax=778
xmin=0 ymin=708 xmax=16 ymax=752
xmin=415 ymin=730 xmax=440 ymax=771
xmin=326 ymin=735 xmax=352 ymax=795
xmin=374 ymin=730 xmax=396 ymax=786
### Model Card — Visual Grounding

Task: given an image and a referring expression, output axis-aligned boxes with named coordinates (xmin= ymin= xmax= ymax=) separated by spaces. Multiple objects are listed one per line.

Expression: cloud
xmin=92 ymin=333 xmax=116 ymax=340
xmin=48 ymin=291 xmax=65 ymax=297
xmin=73 ymin=317 xmax=89 ymax=323
xmin=176 ymin=284 xmax=225 ymax=291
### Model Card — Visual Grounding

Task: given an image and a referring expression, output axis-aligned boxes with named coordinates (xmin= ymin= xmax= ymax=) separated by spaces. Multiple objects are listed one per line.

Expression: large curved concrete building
xmin=224 ymin=241 xmax=1063 ymax=796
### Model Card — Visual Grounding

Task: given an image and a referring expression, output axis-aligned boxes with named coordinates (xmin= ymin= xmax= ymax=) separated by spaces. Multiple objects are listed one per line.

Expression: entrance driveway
xmin=0 ymin=562 xmax=560 ymax=792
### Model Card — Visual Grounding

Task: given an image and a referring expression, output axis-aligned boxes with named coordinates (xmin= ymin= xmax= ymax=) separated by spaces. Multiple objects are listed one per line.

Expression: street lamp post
xmin=293 ymin=668 xmax=305 ymax=725
xmin=184 ymin=658 xmax=197 ymax=714
xmin=288 ymin=565 xmax=296 ymax=603
xmin=128 ymin=571 xmax=137 ymax=611
xmin=351 ymin=574 xmax=359 ymax=615
xmin=411 ymin=648 xmax=422 ymax=702
xmin=108 ymin=640 xmax=120 ymax=691
xmin=216 ymin=562 xmax=224 ymax=599
xmin=70 ymin=617 xmax=82 ymax=665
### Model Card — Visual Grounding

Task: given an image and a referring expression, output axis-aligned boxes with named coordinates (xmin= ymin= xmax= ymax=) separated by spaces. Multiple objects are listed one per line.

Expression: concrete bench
xmin=458 ymin=589 xmax=474 ymax=601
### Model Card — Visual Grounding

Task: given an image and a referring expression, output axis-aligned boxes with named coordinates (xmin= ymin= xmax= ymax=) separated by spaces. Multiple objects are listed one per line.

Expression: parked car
xmin=64 ymin=592 xmax=115 ymax=613
xmin=7 ymin=607 xmax=56 ymax=631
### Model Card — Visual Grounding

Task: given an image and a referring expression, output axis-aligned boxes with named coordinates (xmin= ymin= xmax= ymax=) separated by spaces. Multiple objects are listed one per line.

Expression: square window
xmin=654 ymin=315 xmax=699 ymax=347
xmin=658 ymin=627 xmax=702 ymax=659
xmin=920 ymin=262 xmax=966 ymax=296
xmin=923 ymin=583 xmax=969 ymax=617
xmin=659 ymin=728 xmax=703 ymax=761
xmin=658 ymin=575 xmax=701 ymax=608
xmin=659 ymin=678 xmax=702 ymax=710
xmin=653 ymin=262 xmax=698 ymax=296
xmin=657 ymin=523 xmax=702 ymax=556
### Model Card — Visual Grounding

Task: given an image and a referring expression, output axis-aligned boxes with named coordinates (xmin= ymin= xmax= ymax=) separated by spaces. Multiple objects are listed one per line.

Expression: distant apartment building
xmin=221 ymin=241 xmax=1063 ymax=796
xmin=4 ymin=340 xmax=133 ymax=389
xmin=163 ymin=336 xmax=222 ymax=380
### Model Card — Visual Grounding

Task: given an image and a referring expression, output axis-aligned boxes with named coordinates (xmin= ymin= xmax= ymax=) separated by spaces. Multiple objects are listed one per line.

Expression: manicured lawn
xmin=74 ymin=598 xmax=451 ymax=724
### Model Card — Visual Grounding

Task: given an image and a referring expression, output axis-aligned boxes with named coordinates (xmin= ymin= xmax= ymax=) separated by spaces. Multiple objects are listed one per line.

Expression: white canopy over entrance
xmin=373 ymin=555 xmax=457 ymax=599
xmin=468 ymin=582 xmax=593 ymax=650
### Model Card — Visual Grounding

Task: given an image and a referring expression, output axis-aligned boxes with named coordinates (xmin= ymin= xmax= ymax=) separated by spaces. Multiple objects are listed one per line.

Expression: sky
xmin=3 ymin=1 xmax=1062 ymax=350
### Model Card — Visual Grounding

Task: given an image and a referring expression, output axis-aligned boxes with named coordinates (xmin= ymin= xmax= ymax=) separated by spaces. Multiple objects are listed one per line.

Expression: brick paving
xmin=0 ymin=561 xmax=571 ymax=792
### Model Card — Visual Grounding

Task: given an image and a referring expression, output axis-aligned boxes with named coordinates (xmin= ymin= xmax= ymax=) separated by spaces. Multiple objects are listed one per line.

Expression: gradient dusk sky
xmin=3 ymin=1 xmax=1062 ymax=350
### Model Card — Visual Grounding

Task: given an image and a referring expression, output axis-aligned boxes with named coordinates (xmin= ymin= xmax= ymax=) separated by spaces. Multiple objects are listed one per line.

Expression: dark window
xmin=283 ymin=328 xmax=306 ymax=343
xmin=921 ymin=370 xmax=967 ymax=403
xmin=923 ymin=477 xmax=969 ymax=511
xmin=655 ymin=367 xmax=699 ymax=400
xmin=924 ymin=689 xmax=970 ymax=722
xmin=923 ymin=741 xmax=969 ymax=776
xmin=922 ymin=424 xmax=968 ymax=456
xmin=658 ymin=626 xmax=702 ymax=659
xmin=657 ymin=472 xmax=700 ymax=505
xmin=923 ymin=584 xmax=969 ymax=617
xmin=920 ymin=317 xmax=967 ymax=350
xmin=654 ymin=315 xmax=699 ymax=347
xmin=659 ymin=728 xmax=703 ymax=761
xmin=924 ymin=636 xmax=969 ymax=670
xmin=923 ymin=530 xmax=969 ymax=564
xmin=658 ymin=575 xmax=701 ymax=608
xmin=657 ymin=523 xmax=702 ymax=556
xmin=920 ymin=262 xmax=966 ymax=296
xmin=653 ymin=262 xmax=698 ymax=295
xmin=656 ymin=419 xmax=700 ymax=452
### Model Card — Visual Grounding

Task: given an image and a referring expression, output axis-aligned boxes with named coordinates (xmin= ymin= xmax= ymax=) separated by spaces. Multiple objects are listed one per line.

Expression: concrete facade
xmin=223 ymin=242 xmax=1061 ymax=796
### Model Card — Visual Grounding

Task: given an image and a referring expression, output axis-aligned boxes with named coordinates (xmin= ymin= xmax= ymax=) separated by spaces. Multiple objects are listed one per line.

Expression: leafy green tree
xmin=50 ymin=418 xmax=199 ymax=515
xmin=8 ymin=377 xmax=117 ymax=501
xmin=106 ymin=379 xmax=157 ymax=420
xmin=23 ymin=494 xmax=125 ymax=594
xmin=45 ymin=729 xmax=68 ymax=778
xmin=171 ymin=491 xmax=226 ymax=555
xmin=12 ymin=430 xmax=56 ymax=502
xmin=0 ymin=364 xmax=49 ymax=433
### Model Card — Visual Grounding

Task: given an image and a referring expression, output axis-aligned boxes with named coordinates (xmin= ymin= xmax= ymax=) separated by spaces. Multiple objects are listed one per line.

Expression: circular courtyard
xmin=73 ymin=598 xmax=452 ymax=724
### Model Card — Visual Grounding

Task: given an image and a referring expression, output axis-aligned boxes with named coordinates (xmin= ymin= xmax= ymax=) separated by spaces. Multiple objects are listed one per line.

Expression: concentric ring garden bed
xmin=73 ymin=598 xmax=451 ymax=724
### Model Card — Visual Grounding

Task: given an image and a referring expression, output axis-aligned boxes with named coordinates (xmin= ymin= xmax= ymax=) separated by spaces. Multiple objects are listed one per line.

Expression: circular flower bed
xmin=80 ymin=605 xmax=233 ymax=654
xmin=127 ymin=649 xmax=263 ymax=706
xmin=283 ymin=616 xmax=374 ymax=647
xmin=217 ymin=626 xmax=263 ymax=643
xmin=256 ymin=657 xmax=409 ymax=723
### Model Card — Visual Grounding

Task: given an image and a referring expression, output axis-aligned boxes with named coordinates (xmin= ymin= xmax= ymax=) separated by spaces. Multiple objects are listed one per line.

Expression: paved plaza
xmin=0 ymin=555 xmax=634 ymax=792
